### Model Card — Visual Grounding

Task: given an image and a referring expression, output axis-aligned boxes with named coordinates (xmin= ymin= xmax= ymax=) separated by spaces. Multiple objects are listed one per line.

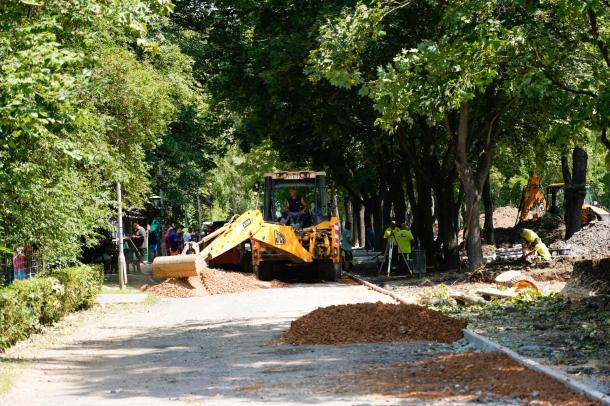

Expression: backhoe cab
xmin=151 ymin=171 xmax=342 ymax=282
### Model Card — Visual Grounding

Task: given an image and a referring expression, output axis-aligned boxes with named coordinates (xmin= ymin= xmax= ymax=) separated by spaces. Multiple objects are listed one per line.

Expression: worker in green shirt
xmin=395 ymin=223 xmax=415 ymax=258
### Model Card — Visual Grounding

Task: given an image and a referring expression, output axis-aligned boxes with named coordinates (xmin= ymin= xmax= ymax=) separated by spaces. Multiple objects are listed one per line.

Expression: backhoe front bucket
xmin=152 ymin=254 xmax=205 ymax=279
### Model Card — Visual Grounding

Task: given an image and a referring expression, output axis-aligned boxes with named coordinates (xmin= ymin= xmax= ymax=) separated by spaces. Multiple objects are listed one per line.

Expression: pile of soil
xmin=281 ymin=302 xmax=467 ymax=345
xmin=341 ymin=352 xmax=599 ymax=405
xmin=200 ymin=267 xmax=268 ymax=295
xmin=494 ymin=214 xmax=565 ymax=246
xmin=551 ymin=221 xmax=610 ymax=257
xmin=142 ymin=277 xmax=207 ymax=298
xmin=562 ymin=257 xmax=610 ymax=302
xmin=481 ymin=206 xmax=519 ymax=229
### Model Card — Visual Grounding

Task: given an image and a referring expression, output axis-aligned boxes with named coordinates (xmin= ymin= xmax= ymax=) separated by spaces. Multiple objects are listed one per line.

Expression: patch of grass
xmin=143 ymin=294 xmax=159 ymax=305
xmin=0 ymin=359 xmax=31 ymax=395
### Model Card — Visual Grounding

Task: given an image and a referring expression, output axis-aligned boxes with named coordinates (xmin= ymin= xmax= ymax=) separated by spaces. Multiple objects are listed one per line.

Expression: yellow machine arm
xmin=152 ymin=210 xmax=313 ymax=279
xmin=516 ymin=176 xmax=548 ymax=225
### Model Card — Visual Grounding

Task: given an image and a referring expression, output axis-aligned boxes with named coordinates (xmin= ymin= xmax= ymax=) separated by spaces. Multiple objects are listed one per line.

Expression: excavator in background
xmin=516 ymin=176 xmax=548 ymax=224
xmin=545 ymin=182 xmax=610 ymax=223
xmin=152 ymin=171 xmax=342 ymax=282
xmin=516 ymin=176 xmax=610 ymax=225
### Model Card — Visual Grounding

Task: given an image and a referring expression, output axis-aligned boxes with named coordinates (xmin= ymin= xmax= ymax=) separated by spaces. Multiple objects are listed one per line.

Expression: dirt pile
xmin=201 ymin=267 xmax=266 ymax=294
xmin=562 ymin=257 xmax=610 ymax=302
xmin=143 ymin=277 xmax=207 ymax=298
xmin=494 ymin=214 xmax=565 ymax=246
xmin=282 ymin=302 xmax=467 ymax=345
xmin=480 ymin=206 xmax=518 ymax=229
xmin=551 ymin=221 xmax=610 ymax=257
xmin=341 ymin=352 xmax=599 ymax=405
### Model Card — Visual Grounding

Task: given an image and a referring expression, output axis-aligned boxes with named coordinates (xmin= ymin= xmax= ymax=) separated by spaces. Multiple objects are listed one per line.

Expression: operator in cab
xmin=285 ymin=187 xmax=307 ymax=213
xmin=281 ymin=187 xmax=308 ymax=225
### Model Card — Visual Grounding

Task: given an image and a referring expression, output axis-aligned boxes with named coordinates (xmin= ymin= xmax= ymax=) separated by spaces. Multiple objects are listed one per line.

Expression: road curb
xmin=464 ymin=329 xmax=610 ymax=405
xmin=344 ymin=272 xmax=610 ymax=405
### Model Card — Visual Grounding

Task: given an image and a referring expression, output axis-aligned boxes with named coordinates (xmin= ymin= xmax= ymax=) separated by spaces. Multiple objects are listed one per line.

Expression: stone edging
xmin=344 ymin=272 xmax=610 ymax=405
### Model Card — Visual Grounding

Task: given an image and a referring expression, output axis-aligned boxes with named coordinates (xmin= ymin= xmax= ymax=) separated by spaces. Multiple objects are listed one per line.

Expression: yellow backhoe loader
xmin=515 ymin=176 xmax=609 ymax=224
xmin=152 ymin=171 xmax=342 ymax=281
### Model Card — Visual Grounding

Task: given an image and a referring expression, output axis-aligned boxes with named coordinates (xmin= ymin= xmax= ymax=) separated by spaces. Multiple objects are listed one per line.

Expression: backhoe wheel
xmin=239 ymin=248 xmax=252 ymax=274
xmin=254 ymin=262 xmax=274 ymax=281
xmin=319 ymin=261 xmax=341 ymax=282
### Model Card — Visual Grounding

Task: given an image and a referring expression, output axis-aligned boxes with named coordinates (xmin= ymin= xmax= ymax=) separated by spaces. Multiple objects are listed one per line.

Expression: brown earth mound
xmin=282 ymin=302 xmax=467 ymax=345
xmin=494 ymin=214 xmax=565 ymax=246
xmin=551 ymin=221 xmax=610 ymax=257
xmin=480 ymin=206 xmax=518 ymax=229
xmin=201 ymin=267 xmax=268 ymax=295
xmin=143 ymin=277 xmax=207 ymax=297
xmin=341 ymin=352 xmax=599 ymax=405
xmin=562 ymin=257 xmax=610 ymax=302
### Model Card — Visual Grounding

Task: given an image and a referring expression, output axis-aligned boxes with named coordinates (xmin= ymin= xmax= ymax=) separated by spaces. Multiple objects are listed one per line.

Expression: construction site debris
xmin=282 ymin=302 xmax=467 ymax=345
xmin=562 ymin=257 xmax=610 ymax=302
xmin=551 ymin=221 xmax=610 ymax=257
xmin=449 ymin=292 xmax=488 ymax=306
xmin=341 ymin=352 xmax=600 ymax=405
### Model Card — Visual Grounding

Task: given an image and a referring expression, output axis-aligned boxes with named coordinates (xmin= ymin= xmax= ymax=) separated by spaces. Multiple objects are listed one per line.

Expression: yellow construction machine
xmin=152 ymin=171 xmax=342 ymax=281
xmin=516 ymin=176 xmax=610 ymax=224
xmin=516 ymin=175 xmax=548 ymax=224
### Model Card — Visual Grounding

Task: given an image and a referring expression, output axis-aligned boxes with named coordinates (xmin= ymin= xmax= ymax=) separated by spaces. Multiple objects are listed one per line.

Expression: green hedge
xmin=0 ymin=264 xmax=103 ymax=350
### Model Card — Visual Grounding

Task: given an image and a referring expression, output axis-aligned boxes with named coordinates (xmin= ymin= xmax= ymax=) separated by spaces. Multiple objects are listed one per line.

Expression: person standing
xmin=183 ymin=227 xmax=192 ymax=254
xmin=168 ymin=227 xmax=180 ymax=256
xmin=341 ymin=221 xmax=354 ymax=271
xmin=148 ymin=226 xmax=158 ymax=261
xmin=163 ymin=226 xmax=173 ymax=256
xmin=131 ymin=222 xmax=147 ymax=273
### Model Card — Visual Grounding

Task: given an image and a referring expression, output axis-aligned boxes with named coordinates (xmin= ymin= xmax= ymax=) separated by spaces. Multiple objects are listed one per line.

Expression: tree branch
xmin=542 ymin=70 xmax=598 ymax=98
xmin=587 ymin=8 xmax=610 ymax=68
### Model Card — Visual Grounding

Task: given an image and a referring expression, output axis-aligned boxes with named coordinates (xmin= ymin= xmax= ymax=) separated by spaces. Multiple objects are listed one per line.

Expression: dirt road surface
xmin=1 ymin=283 xmax=482 ymax=406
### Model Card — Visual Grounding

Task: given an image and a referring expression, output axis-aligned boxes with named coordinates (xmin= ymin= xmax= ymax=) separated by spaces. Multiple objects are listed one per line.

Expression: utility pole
xmin=117 ymin=181 xmax=127 ymax=289
xmin=196 ymin=191 xmax=203 ymax=229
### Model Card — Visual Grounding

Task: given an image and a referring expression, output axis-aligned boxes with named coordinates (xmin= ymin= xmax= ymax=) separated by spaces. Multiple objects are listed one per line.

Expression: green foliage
xmin=0 ymin=0 xmax=209 ymax=260
xmin=0 ymin=264 xmax=102 ymax=350
xmin=203 ymin=141 xmax=289 ymax=219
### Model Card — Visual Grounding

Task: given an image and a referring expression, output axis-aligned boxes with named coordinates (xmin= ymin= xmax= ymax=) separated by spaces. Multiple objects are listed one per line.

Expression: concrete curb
xmin=464 ymin=329 xmax=610 ymax=405
xmin=344 ymin=272 xmax=610 ymax=405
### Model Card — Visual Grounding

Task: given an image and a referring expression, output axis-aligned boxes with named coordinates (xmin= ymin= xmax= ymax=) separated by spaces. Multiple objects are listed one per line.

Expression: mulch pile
xmin=281 ymin=302 xmax=467 ymax=345
xmin=341 ymin=352 xmax=599 ymax=405
xmin=551 ymin=221 xmax=610 ymax=257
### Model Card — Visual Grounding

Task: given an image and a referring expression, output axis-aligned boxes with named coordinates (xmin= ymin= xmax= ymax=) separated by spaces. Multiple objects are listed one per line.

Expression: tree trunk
xmin=350 ymin=196 xmax=360 ymax=247
xmin=363 ymin=195 xmax=375 ymax=249
xmin=374 ymin=195 xmax=384 ymax=251
xmin=454 ymin=102 xmax=498 ymax=270
xmin=563 ymin=147 xmax=588 ymax=240
xmin=435 ymin=185 xmax=460 ymax=269
xmin=482 ymin=175 xmax=494 ymax=245
xmin=358 ymin=200 xmax=366 ymax=248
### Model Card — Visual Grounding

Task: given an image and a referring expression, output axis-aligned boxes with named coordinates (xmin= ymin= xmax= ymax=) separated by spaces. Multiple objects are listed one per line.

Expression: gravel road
xmin=1 ymin=283 xmax=484 ymax=405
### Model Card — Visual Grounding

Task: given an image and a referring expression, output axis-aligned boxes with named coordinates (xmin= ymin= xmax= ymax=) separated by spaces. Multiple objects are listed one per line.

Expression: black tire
xmin=254 ymin=262 xmax=274 ymax=281
xmin=319 ymin=261 xmax=341 ymax=282
xmin=239 ymin=247 xmax=252 ymax=273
